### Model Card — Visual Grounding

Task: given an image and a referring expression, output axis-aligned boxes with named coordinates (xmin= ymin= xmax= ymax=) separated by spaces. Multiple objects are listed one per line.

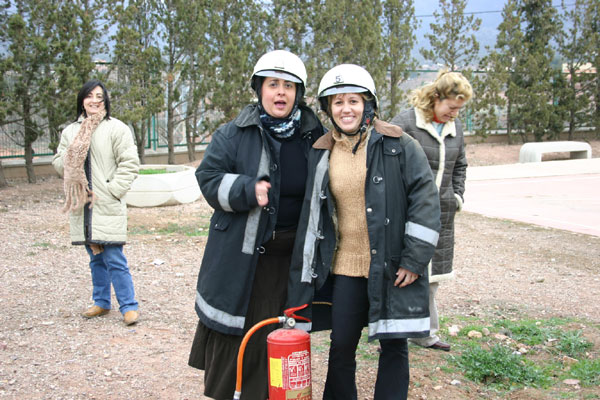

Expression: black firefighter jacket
xmin=194 ymin=103 xmax=324 ymax=336
xmin=286 ymin=119 xmax=441 ymax=340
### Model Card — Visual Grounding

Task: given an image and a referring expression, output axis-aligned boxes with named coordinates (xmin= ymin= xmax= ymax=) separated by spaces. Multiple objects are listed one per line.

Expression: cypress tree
xmin=203 ymin=0 xmax=268 ymax=134
xmin=381 ymin=0 xmax=418 ymax=120
xmin=554 ymin=0 xmax=595 ymax=140
xmin=307 ymin=0 xmax=384 ymax=114
xmin=471 ymin=0 xmax=522 ymax=140
xmin=110 ymin=0 xmax=165 ymax=163
xmin=173 ymin=0 xmax=210 ymax=161
xmin=585 ymin=0 xmax=600 ymax=136
xmin=510 ymin=0 xmax=559 ymax=142
xmin=420 ymin=0 xmax=481 ymax=71
xmin=0 ymin=0 xmax=100 ymax=183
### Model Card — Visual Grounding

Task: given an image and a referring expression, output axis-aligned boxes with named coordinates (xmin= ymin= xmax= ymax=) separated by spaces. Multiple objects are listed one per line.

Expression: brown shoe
xmin=123 ymin=310 xmax=139 ymax=326
xmin=82 ymin=305 xmax=110 ymax=319
xmin=426 ymin=341 xmax=451 ymax=352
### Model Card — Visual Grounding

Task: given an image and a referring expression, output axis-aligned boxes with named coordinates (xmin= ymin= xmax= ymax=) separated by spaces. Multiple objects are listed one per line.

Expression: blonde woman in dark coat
xmin=391 ymin=70 xmax=472 ymax=352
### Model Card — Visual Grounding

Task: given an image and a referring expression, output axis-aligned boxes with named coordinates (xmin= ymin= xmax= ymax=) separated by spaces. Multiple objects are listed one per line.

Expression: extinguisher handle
xmin=283 ymin=304 xmax=311 ymax=322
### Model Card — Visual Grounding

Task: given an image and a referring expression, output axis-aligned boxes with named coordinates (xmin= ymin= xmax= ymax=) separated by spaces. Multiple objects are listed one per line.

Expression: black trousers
xmin=323 ymin=275 xmax=409 ymax=400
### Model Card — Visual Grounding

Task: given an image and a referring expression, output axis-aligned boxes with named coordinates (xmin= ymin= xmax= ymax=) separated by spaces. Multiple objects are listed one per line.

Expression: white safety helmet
xmin=317 ymin=64 xmax=378 ymax=112
xmin=251 ymin=50 xmax=307 ymax=97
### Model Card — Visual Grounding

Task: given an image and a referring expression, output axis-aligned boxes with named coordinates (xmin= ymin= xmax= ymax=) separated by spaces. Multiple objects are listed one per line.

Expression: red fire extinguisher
xmin=233 ymin=304 xmax=312 ymax=400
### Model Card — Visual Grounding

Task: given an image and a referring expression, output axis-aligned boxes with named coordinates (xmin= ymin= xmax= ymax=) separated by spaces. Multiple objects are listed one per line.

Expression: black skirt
xmin=189 ymin=230 xmax=295 ymax=400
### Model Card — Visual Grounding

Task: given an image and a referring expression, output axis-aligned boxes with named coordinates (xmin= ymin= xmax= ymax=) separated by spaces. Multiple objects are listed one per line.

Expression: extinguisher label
xmin=269 ymin=357 xmax=284 ymax=388
xmin=285 ymin=387 xmax=311 ymax=400
xmin=269 ymin=349 xmax=312 ymax=390
xmin=285 ymin=350 xmax=311 ymax=389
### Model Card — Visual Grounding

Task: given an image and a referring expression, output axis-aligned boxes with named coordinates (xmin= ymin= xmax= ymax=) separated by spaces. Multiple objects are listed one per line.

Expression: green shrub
xmin=565 ymin=358 xmax=600 ymax=386
xmin=554 ymin=330 xmax=593 ymax=358
xmin=493 ymin=319 xmax=551 ymax=345
xmin=455 ymin=344 xmax=550 ymax=388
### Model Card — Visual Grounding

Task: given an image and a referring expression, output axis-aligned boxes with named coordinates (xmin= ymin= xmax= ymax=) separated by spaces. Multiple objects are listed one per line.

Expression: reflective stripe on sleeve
xmin=369 ymin=316 xmax=430 ymax=337
xmin=242 ymin=144 xmax=270 ymax=255
xmin=196 ymin=291 xmax=245 ymax=330
xmin=405 ymin=221 xmax=439 ymax=246
xmin=218 ymin=173 xmax=239 ymax=212
xmin=301 ymin=151 xmax=330 ymax=283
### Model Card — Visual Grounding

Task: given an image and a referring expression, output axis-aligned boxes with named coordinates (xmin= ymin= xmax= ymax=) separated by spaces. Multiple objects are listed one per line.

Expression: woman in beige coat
xmin=53 ymin=80 xmax=140 ymax=325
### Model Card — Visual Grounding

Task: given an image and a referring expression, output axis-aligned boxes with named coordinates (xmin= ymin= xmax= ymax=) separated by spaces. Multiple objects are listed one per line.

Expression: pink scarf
xmin=62 ymin=110 xmax=106 ymax=213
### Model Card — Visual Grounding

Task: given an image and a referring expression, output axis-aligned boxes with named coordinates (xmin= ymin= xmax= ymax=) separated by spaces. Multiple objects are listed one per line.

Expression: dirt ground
xmin=1 ymin=140 xmax=599 ymax=400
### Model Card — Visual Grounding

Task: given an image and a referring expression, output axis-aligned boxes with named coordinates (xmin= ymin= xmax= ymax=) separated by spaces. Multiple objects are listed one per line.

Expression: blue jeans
xmin=323 ymin=275 xmax=409 ymax=400
xmin=85 ymin=245 xmax=138 ymax=314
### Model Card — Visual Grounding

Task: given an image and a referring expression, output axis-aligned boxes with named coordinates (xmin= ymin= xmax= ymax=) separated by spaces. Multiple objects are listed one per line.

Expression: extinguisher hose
xmin=233 ymin=316 xmax=286 ymax=400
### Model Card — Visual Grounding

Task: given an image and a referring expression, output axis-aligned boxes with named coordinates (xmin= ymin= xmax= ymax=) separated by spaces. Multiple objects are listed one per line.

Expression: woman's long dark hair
xmin=76 ymin=80 xmax=111 ymax=120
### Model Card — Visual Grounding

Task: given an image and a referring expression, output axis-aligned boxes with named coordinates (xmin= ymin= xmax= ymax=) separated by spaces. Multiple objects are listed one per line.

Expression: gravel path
xmin=1 ymin=141 xmax=599 ymax=399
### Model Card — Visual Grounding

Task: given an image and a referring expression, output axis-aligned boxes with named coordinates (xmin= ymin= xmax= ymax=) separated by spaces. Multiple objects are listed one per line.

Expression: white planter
xmin=125 ymin=164 xmax=201 ymax=207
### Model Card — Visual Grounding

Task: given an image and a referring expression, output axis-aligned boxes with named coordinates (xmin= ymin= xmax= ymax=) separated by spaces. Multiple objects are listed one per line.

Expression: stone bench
xmin=125 ymin=164 xmax=201 ymax=207
xmin=519 ymin=141 xmax=592 ymax=163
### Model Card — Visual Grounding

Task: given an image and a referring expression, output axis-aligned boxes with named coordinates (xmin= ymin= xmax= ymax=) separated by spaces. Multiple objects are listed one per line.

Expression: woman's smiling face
xmin=260 ymin=77 xmax=297 ymax=118
xmin=330 ymin=93 xmax=364 ymax=134
xmin=83 ymin=86 xmax=105 ymax=116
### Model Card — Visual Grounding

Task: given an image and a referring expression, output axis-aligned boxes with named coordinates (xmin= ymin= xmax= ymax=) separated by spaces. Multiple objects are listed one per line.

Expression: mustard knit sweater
xmin=329 ymin=130 xmax=371 ymax=278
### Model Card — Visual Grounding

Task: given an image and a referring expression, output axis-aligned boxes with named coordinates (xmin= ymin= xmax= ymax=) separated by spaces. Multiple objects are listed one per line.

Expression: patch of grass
xmin=493 ymin=318 xmax=550 ymax=345
xmin=440 ymin=314 xmax=481 ymax=325
xmin=492 ymin=318 xmax=593 ymax=358
xmin=130 ymin=222 xmax=209 ymax=236
xmin=454 ymin=344 xmax=551 ymax=389
xmin=32 ymin=242 xmax=52 ymax=248
xmin=440 ymin=314 xmax=599 ymax=396
xmin=564 ymin=358 xmax=600 ymax=386
xmin=554 ymin=330 xmax=593 ymax=358
xmin=456 ymin=324 xmax=487 ymax=338
xmin=139 ymin=168 xmax=176 ymax=175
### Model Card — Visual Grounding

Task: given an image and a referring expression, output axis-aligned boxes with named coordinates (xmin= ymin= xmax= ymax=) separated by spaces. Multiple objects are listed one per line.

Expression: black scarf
xmin=258 ymin=104 xmax=302 ymax=140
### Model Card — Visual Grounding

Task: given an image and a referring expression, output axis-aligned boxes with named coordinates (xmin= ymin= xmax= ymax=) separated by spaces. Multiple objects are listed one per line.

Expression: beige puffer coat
xmin=53 ymin=117 xmax=139 ymax=244
xmin=391 ymin=108 xmax=467 ymax=283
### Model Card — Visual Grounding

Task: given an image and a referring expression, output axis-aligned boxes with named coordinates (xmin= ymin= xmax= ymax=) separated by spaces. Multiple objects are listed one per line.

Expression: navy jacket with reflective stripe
xmin=287 ymin=119 xmax=441 ymax=340
xmin=194 ymin=103 xmax=324 ymax=335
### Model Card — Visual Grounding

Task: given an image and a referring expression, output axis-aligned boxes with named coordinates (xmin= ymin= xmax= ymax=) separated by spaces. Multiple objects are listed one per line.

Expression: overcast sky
xmin=413 ymin=0 xmax=506 ymax=63
xmin=413 ymin=0 xmax=577 ymax=64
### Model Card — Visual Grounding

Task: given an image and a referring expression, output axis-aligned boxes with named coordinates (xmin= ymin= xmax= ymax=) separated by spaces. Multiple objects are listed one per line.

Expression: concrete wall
xmin=3 ymin=130 xmax=598 ymax=180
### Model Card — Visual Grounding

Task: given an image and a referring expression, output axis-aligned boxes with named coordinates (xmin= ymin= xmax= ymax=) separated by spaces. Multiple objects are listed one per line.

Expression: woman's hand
xmin=394 ymin=267 xmax=418 ymax=288
xmin=255 ymin=180 xmax=271 ymax=207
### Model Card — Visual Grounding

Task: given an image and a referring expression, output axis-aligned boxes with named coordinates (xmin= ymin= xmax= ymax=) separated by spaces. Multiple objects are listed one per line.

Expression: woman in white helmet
xmin=188 ymin=50 xmax=324 ymax=399
xmin=286 ymin=64 xmax=440 ymax=399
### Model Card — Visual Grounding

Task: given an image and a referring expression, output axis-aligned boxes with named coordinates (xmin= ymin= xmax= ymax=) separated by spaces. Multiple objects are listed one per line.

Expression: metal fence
xmin=0 ymin=69 xmax=495 ymax=160
xmin=0 ymin=111 xmax=190 ymax=160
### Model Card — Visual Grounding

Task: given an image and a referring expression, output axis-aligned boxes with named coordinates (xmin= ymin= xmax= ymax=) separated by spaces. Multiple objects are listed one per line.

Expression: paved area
xmin=464 ymin=158 xmax=600 ymax=237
